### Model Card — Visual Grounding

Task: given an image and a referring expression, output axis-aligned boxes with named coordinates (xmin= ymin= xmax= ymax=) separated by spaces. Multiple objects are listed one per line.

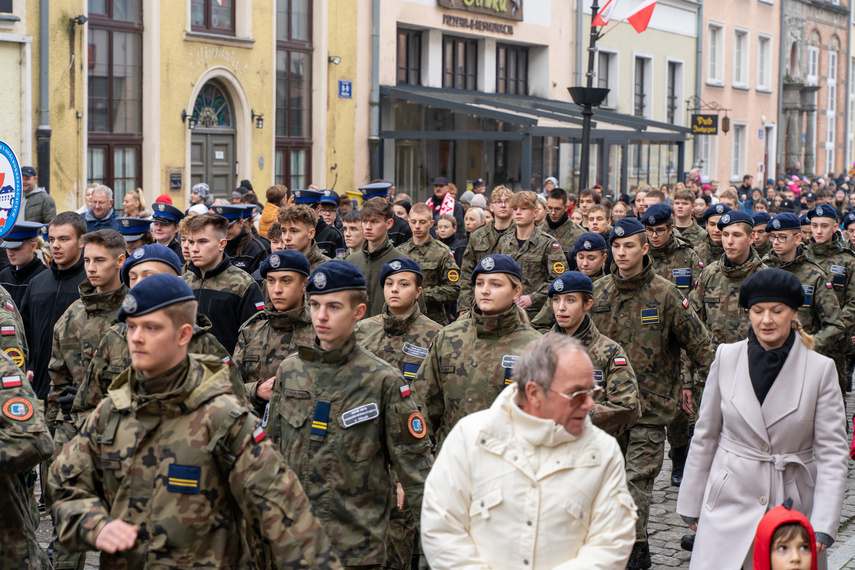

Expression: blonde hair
xmin=792 ymin=319 xmax=815 ymax=350
xmin=129 ymin=188 xmax=147 ymax=211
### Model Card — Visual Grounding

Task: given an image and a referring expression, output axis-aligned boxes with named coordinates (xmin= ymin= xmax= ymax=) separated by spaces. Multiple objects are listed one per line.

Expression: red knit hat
xmin=154 ymin=194 xmax=173 ymax=205
xmin=753 ymin=501 xmax=817 ymax=570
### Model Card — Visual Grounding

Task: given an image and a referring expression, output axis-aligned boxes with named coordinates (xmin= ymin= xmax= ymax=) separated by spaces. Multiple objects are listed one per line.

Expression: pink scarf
xmin=426 ymin=192 xmax=456 ymax=216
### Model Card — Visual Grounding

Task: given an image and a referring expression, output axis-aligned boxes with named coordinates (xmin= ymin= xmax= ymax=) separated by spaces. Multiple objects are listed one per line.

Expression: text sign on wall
xmin=339 ymin=80 xmax=352 ymax=99
xmin=438 ymin=0 xmax=523 ymax=22
xmin=691 ymin=114 xmax=719 ymax=135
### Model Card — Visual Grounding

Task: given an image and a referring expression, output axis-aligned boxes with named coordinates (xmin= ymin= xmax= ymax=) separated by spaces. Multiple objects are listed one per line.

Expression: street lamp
xmin=251 ymin=110 xmax=264 ymax=129
xmin=181 ymin=110 xmax=197 ymax=130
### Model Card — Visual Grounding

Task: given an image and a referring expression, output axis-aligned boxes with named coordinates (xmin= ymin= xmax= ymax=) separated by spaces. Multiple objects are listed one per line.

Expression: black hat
xmin=259 ymin=250 xmax=311 ymax=279
xmin=717 ymin=210 xmax=754 ymax=230
xmin=118 ymin=274 xmax=196 ymax=322
xmin=471 ymin=254 xmax=522 ymax=284
xmin=473 ymin=178 xmax=485 ymax=189
xmin=211 ymin=204 xmax=244 ymax=224
xmin=0 ymin=221 xmax=44 ymax=248
xmin=807 ymin=205 xmax=838 ymax=222
xmin=232 ymin=187 xmax=249 ymax=200
xmin=121 ymin=244 xmax=182 ymax=285
xmin=321 ymin=189 xmax=341 ymax=206
xmin=239 ymin=179 xmax=253 ymax=192
xmin=804 ymin=192 xmax=818 ymax=202
xmin=306 ymin=260 xmax=366 ymax=294
xmin=151 ymin=202 xmax=185 ymax=224
xmin=640 ymin=204 xmax=672 ymax=226
xmin=738 ymin=268 xmax=805 ymax=310
xmin=380 ymin=258 xmax=423 ymax=284
xmin=609 ymin=218 xmax=645 ymax=244
xmin=433 ymin=177 xmax=449 ymax=186
xmin=752 ymin=211 xmax=772 ymax=228
xmin=548 ymin=271 xmax=593 ymax=298
xmin=777 ymin=199 xmax=798 ymax=213
xmin=765 ymin=212 xmax=801 ymax=232
xmin=701 ymin=203 xmax=732 ymax=225
xmin=571 ymin=232 xmax=608 ymax=256
xmin=117 ymin=218 xmax=153 ymax=242
xmin=20 ymin=166 xmax=36 ymax=177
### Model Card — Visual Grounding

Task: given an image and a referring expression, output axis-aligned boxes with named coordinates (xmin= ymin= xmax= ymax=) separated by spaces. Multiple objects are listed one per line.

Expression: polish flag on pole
xmin=592 ymin=0 xmax=618 ymax=27
xmin=627 ymin=0 xmax=657 ymax=33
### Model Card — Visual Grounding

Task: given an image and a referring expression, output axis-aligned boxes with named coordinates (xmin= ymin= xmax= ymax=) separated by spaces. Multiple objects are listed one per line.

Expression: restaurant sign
xmin=438 ymin=0 xmax=523 ymax=22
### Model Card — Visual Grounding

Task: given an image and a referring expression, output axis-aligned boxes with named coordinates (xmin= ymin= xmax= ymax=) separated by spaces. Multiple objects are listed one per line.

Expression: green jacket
xmin=347 ymin=239 xmax=406 ymax=317
xmin=398 ymin=237 xmax=460 ymax=325
xmin=458 ymin=221 xmax=515 ymax=310
xmin=675 ymin=219 xmax=707 ymax=248
xmin=648 ymin=234 xmax=703 ymax=297
xmin=497 ymin=226 xmax=568 ymax=317
xmin=543 ymin=213 xmax=584 ymax=254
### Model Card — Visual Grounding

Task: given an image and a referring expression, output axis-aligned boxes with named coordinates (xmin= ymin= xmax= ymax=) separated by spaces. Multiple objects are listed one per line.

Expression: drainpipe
xmin=776 ymin=1 xmax=786 ymax=174
xmin=368 ymin=0 xmax=381 ymax=180
xmin=694 ymin=0 xmax=702 ymax=168
xmin=36 ymin=0 xmax=51 ymax=193
xmin=575 ymin=0 xmax=584 ymax=85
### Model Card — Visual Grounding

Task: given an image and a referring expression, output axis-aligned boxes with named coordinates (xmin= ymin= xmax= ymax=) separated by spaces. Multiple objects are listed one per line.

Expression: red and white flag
xmin=627 ymin=0 xmax=657 ymax=33
xmin=592 ymin=0 xmax=618 ymax=26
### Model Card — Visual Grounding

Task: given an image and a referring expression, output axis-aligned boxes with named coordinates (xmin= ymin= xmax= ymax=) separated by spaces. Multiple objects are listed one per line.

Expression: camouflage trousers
xmin=666 ymin=407 xmax=691 ymax=450
xmin=385 ymin=503 xmax=415 ymax=570
xmin=47 ymin=421 xmax=87 ymax=570
xmin=620 ymin=424 xmax=666 ymax=543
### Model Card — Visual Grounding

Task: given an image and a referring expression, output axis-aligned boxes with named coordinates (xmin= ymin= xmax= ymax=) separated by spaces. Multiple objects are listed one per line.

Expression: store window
xmin=276 ymin=0 xmax=312 ymax=189
xmin=497 ymin=44 xmax=528 ymax=95
xmin=442 ymin=36 xmax=477 ymax=91
xmin=397 ymin=29 xmax=422 ymax=86
xmin=191 ymin=0 xmax=235 ymax=36
xmin=87 ymin=0 xmax=143 ymax=202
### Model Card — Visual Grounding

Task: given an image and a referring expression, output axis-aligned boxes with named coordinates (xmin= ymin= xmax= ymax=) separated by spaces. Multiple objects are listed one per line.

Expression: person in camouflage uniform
xmin=354 ymin=258 xmax=442 ymax=570
xmin=752 ymin=211 xmax=773 ymax=258
xmin=398 ymin=203 xmax=460 ymax=325
xmin=257 ymin=261 xmax=433 ymax=567
xmin=591 ymin=218 xmax=713 ymax=570
xmin=762 ymin=212 xmax=845 ymax=361
xmin=673 ymin=188 xmax=708 ymax=247
xmin=543 ymin=187 xmax=583 ymax=253
xmin=415 ymin=255 xmax=542 ymax=450
xmin=546 ymin=272 xmax=639 ymax=440
xmin=49 ymin=275 xmax=338 ymax=569
xmin=458 ymin=185 xmax=516 ymax=313
xmin=0 ymin=355 xmax=53 ymax=570
xmin=497 ymin=191 xmax=567 ymax=319
xmin=843 ymin=211 xmax=855 ymax=248
xmin=694 ymin=204 xmax=730 ymax=266
xmin=279 ymin=205 xmax=331 ymax=272
xmin=0 ymin=286 xmax=28 ymax=373
xmin=800 ymin=212 xmax=813 ymax=245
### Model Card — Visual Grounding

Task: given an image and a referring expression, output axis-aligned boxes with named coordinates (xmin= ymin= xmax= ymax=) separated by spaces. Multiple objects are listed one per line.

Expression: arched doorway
xmin=189 ymin=81 xmax=236 ymax=199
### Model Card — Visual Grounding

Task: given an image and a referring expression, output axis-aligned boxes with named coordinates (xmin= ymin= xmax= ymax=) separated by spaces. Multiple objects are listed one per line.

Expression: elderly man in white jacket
xmin=421 ymin=333 xmax=637 ymax=570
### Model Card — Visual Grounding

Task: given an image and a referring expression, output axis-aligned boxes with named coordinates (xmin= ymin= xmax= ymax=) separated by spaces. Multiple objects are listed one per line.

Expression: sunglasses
xmin=547 ymin=386 xmax=604 ymax=407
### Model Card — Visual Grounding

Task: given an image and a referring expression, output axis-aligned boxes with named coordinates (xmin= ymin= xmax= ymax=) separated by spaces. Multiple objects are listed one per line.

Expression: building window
xmin=633 ymin=56 xmax=651 ymax=118
xmin=708 ymin=24 xmax=724 ymax=84
xmin=442 ymin=36 xmax=477 ymax=91
xmin=733 ymin=29 xmax=749 ymax=87
xmin=848 ymin=57 xmax=855 ymax=167
xmin=0 ymin=0 xmax=12 ymax=13
xmin=497 ymin=44 xmax=529 ymax=95
xmin=666 ymin=61 xmax=682 ymax=125
xmin=731 ymin=123 xmax=746 ymax=180
xmin=87 ymin=2 xmax=143 ymax=201
xmin=757 ymin=35 xmax=771 ymax=91
xmin=597 ymin=50 xmax=618 ymax=108
xmin=807 ymin=45 xmax=819 ymax=86
xmin=397 ymin=29 xmax=421 ymax=86
xmin=826 ymin=51 xmax=838 ymax=175
xmin=700 ymin=135 xmax=716 ymax=180
xmin=191 ymin=0 xmax=235 ymax=36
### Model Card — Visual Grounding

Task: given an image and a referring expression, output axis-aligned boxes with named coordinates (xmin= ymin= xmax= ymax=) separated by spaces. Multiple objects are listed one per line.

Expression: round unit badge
xmin=4 ymin=348 xmax=23 ymax=368
xmin=122 ymin=294 xmax=138 ymax=314
xmin=407 ymin=412 xmax=427 ymax=439
xmin=447 ymin=269 xmax=459 ymax=282
xmin=721 ymin=214 xmax=730 ymax=224
xmin=270 ymin=255 xmax=281 ymax=268
xmin=390 ymin=260 xmax=402 ymax=270
xmin=3 ymin=397 xmax=33 ymax=421
xmin=553 ymin=278 xmax=564 ymax=292
xmin=772 ymin=219 xmax=781 ymax=230
xmin=132 ymin=248 xmax=145 ymax=259
xmin=313 ymin=272 xmax=327 ymax=289
xmin=716 ymin=205 xmax=724 ymax=214
xmin=0 ymin=140 xmax=24 ymax=240
xmin=614 ymin=226 xmax=625 ymax=237
xmin=583 ymin=240 xmax=592 ymax=250
xmin=481 ymin=257 xmax=495 ymax=270
xmin=817 ymin=206 xmax=824 ymax=216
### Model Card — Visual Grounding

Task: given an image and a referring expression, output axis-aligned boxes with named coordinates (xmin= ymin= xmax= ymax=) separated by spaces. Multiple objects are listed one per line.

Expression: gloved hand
xmin=58 ymin=386 xmax=78 ymax=416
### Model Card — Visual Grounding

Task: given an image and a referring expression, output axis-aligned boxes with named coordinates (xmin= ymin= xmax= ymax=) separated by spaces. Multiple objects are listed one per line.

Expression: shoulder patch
xmin=4 ymin=348 xmax=23 ymax=368
xmin=252 ymin=425 xmax=266 ymax=443
xmin=400 ymin=384 xmax=412 ymax=398
xmin=1 ymin=375 xmax=22 ymax=389
xmin=1 ymin=326 xmax=15 ymax=336
xmin=254 ymin=301 xmax=265 ymax=311
xmin=682 ymin=297 xmax=690 ymax=309
xmin=552 ymin=242 xmax=561 ymax=249
xmin=5 ymin=301 xmax=13 ymax=312
xmin=614 ymin=356 xmax=627 ymax=366
xmin=827 ymin=282 xmax=833 ymax=289
xmin=553 ymin=262 xmax=566 ymax=274
xmin=407 ymin=412 xmax=427 ymax=439
xmin=447 ymin=269 xmax=460 ymax=282
xmin=167 ymin=464 xmax=201 ymax=494
xmin=2 ymin=397 xmax=33 ymax=421
xmin=699 ymin=261 xmax=704 ymax=268
xmin=640 ymin=308 xmax=660 ymax=324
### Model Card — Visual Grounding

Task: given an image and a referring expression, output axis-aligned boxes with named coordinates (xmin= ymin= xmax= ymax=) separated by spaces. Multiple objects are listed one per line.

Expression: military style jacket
xmin=458 ymin=221 xmax=515 ymax=311
xmin=414 ymin=305 xmax=541 ymax=449
xmin=305 ymin=241 xmax=331 ymax=273
xmin=183 ymin=254 xmax=264 ymax=355
xmin=694 ymin=234 xmax=724 ymax=267
xmin=544 ymin=213 xmax=584 ymax=254
xmin=675 ymin=220 xmax=708 ymax=247
xmin=763 ymin=246 xmax=846 ymax=358
xmin=591 ymin=259 xmax=713 ymax=427
xmin=271 ymin=335 xmax=434 ymax=567
xmin=753 ymin=240 xmax=773 ymax=259
xmin=550 ymin=316 xmax=640 ymax=438
xmin=0 ymin=358 xmax=53 ymax=570
xmin=49 ymin=355 xmax=339 ymax=569
xmin=347 ymin=239 xmax=407 ymax=317
xmin=648 ymin=235 xmax=703 ymax=298
xmin=497 ymin=226 xmax=568 ymax=317
xmin=529 ymin=270 xmax=607 ymax=331
xmin=807 ymin=236 xmax=855 ymax=336
xmin=47 ymin=280 xmax=127 ymax=442
xmin=355 ymin=303 xmax=441 ymax=383
xmin=398 ymin=237 xmax=461 ymax=325
xmin=75 ymin=313 xmax=242 ymax=417
xmin=225 ymin=228 xmax=268 ymax=275
xmin=0 ymin=293 xmax=28 ymax=374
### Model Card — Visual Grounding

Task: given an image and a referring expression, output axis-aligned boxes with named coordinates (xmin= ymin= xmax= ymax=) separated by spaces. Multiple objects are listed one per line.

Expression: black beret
xmin=306 ymin=260 xmax=366 ymax=294
xmin=121 ymin=244 xmax=182 ymax=285
xmin=739 ymin=268 xmax=805 ymax=310
xmin=751 ymin=212 xmax=772 ymax=227
xmin=548 ymin=271 xmax=593 ymax=298
xmin=777 ymin=199 xmax=798 ymax=213
xmin=640 ymin=204 xmax=672 ymax=226
xmin=700 ymin=203 xmax=731 ymax=225
xmin=380 ymin=258 xmax=422 ymax=284
xmin=259 ymin=250 xmax=311 ymax=279
xmin=609 ymin=218 xmax=645 ymax=244
xmin=471 ymin=254 xmax=522 ymax=284
xmin=118 ymin=274 xmax=196 ymax=322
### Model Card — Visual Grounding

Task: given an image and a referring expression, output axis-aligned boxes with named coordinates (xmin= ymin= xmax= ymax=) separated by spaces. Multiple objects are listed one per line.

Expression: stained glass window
xmin=192 ymin=83 xmax=232 ymax=128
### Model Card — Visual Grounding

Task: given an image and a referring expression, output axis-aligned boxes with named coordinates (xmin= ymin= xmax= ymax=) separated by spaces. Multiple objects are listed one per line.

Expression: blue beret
xmin=799 ymin=213 xmax=809 ymax=226
xmin=117 ymin=217 xmax=153 ymax=241
xmin=571 ymin=232 xmax=608 ymax=256
xmin=121 ymin=244 xmax=182 ymax=285
xmin=739 ymin=268 xmax=804 ymax=310
xmin=321 ymin=189 xmax=340 ymax=205
xmin=717 ymin=210 xmax=754 ymax=230
xmin=259 ymin=250 xmax=311 ymax=279
xmin=118 ymin=273 xmax=196 ymax=322
xmin=843 ymin=211 xmax=855 ymax=230
xmin=0 ymin=221 xmax=45 ymax=248
xmin=211 ymin=205 xmax=244 ymax=223
xmin=380 ymin=258 xmax=422 ymax=284
xmin=151 ymin=202 xmax=185 ymax=224
xmin=359 ymin=182 xmax=392 ymax=200
xmin=701 ymin=203 xmax=731 ymax=225
xmin=306 ymin=260 xmax=366 ymax=294
xmin=777 ymin=199 xmax=798 ymax=213
xmin=765 ymin=212 xmax=802 ymax=232
xmin=640 ymin=204 xmax=673 ymax=226
xmin=807 ymin=205 xmax=838 ymax=222
xmin=609 ymin=218 xmax=645 ymax=244
xmin=752 ymin=211 xmax=772 ymax=227
xmin=293 ymin=189 xmax=323 ymax=204
xmin=471 ymin=254 xmax=522 ymax=284
xmin=548 ymin=271 xmax=593 ymax=298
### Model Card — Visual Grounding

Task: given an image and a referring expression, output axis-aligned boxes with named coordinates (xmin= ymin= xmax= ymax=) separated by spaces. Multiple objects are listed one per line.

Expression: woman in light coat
xmin=676 ymin=268 xmax=849 ymax=569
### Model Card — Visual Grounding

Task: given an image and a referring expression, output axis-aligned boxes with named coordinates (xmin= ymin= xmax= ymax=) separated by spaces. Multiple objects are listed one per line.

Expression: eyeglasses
xmin=548 ymin=386 xmax=604 ymax=407
xmin=770 ymin=233 xmax=798 ymax=242
xmin=645 ymin=227 xmax=670 ymax=236
xmin=493 ymin=200 xmax=510 ymax=206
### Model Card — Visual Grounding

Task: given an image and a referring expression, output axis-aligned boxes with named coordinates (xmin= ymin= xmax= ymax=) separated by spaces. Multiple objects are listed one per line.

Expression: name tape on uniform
xmin=402 ymin=343 xmax=429 ymax=360
xmin=341 ymin=403 xmax=380 ymax=428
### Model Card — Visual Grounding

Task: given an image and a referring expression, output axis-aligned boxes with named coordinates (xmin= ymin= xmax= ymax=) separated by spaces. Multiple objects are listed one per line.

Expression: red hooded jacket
xmin=753 ymin=503 xmax=817 ymax=570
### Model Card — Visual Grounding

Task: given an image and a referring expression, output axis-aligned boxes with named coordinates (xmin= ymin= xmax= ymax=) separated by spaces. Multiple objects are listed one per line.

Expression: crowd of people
xmin=1 ymin=167 xmax=853 ymax=570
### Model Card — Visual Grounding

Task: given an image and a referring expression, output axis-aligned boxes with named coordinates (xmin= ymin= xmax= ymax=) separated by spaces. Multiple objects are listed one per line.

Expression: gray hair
xmin=91 ymin=185 xmax=113 ymax=201
xmin=467 ymin=206 xmax=486 ymax=225
xmin=513 ymin=333 xmax=587 ymax=394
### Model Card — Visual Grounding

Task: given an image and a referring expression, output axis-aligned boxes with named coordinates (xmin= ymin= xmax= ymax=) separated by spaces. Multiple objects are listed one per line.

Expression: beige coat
xmin=420 ymin=383 xmax=637 ymax=570
xmin=677 ymin=336 xmax=848 ymax=569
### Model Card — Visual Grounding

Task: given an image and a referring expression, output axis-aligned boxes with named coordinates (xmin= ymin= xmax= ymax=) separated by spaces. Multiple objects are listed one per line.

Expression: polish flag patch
xmin=1 ymin=376 xmax=22 ymax=388
xmin=614 ymin=357 xmax=627 ymax=366
xmin=826 ymin=282 xmax=833 ymax=289
xmin=255 ymin=302 xmax=265 ymax=311
xmin=552 ymin=242 xmax=561 ymax=249
xmin=400 ymin=384 xmax=411 ymax=398
xmin=5 ymin=302 xmax=13 ymax=311
xmin=252 ymin=426 xmax=266 ymax=443
xmin=222 ymin=356 xmax=231 ymax=366
xmin=1 ymin=326 xmax=15 ymax=336
xmin=682 ymin=298 xmax=690 ymax=308
xmin=699 ymin=262 xmax=704 ymax=268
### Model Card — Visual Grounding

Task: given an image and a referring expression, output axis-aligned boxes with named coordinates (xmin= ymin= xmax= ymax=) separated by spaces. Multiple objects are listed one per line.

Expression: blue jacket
xmin=84 ymin=207 xmax=119 ymax=232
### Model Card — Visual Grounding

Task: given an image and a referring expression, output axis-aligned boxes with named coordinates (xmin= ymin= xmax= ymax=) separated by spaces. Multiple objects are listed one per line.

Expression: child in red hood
xmin=753 ymin=500 xmax=817 ymax=570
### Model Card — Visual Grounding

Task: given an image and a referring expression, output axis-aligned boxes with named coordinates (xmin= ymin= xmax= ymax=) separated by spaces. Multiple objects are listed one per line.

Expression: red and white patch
xmin=1 ymin=326 xmax=15 ymax=336
xmin=1 ymin=375 xmax=22 ymax=389
xmin=255 ymin=302 xmax=265 ymax=311
xmin=400 ymin=384 xmax=411 ymax=398
xmin=827 ymin=282 xmax=833 ymax=289
xmin=222 ymin=356 xmax=231 ymax=366
xmin=682 ymin=298 xmax=690 ymax=308
xmin=699 ymin=262 xmax=704 ymax=268
xmin=5 ymin=302 xmax=13 ymax=312
xmin=614 ymin=357 xmax=627 ymax=366
xmin=552 ymin=242 xmax=561 ymax=249
xmin=252 ymin=426 xmax=266 ymax=443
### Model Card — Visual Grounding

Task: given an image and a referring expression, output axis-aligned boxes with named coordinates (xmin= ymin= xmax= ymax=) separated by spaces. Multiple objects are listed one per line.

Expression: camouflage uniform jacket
xmin=544 ymin=213 xmax=584 ymax=253
xmin=675 ymin=220 xmax=708 ymax=247
xmin=648 ymin=234 xmax=704 ymax=298
xmin=47 ymin=280 xmax=127 ymax=433
xmin=355 ymin=303 xmax=442 ymax=384
xmin=414 ymin=305 xmax=541 ymax=449
xmin=807 ymin=236 xmax=855 ymax=335
xmin=74 ymin=313 xmax=242 ymax=417
xmin=398 ymin=237 xmax=461 ymax=324
xmin=496 ymin=226 xmax=568 ymax=317
xmin=754 ymin=240 xmax=773 ymax=259
xmin=590 ymin=258 xmax=713 ymax=426
xmin=458 ymin=221 xmax=515 ymax=311
xmin=271 ymin=335 xmax=434 ymax=566
xmin=690 ymin=251 xmax=768 ymax=358
xmin=234 ymin=304 xmax=314 ymax=416
xmin=694 ymin=234 xmax=725 ymax=267
xmin=0 ymin=358 xmax=54 ymax=570
xmin=49 ymin=354 xmax=339 ymax=569
xmin=347 ymin=239 xmax=407 ymax=318
xmin=529 ymin=270 xmax=607 ymax=331
xmin=0 ymin=297 xmax=28 ymax=373
xmin=306 ymin=241 xmax=331 ymax=273
xmin=550 ymin=316 xmax=640 ymax=438
xmin=762 ymin=246 xmax=846 ymax=357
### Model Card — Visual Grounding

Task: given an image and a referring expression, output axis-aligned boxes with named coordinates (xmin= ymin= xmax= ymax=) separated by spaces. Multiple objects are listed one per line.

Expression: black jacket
xmin=21 ymin=254 xmax=87 ymax=398
xmin=0 ymin=256 xmax=48 ymax=310
xmin=225 ymin=229 xmax=268 ymax=275
xmin=315 ymin=217 xmax=345 ymax=259
xmin=166 ymin=236 xmax=185 ymax=265
xmin=388 ymin=214 xmax=413 ymax=247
